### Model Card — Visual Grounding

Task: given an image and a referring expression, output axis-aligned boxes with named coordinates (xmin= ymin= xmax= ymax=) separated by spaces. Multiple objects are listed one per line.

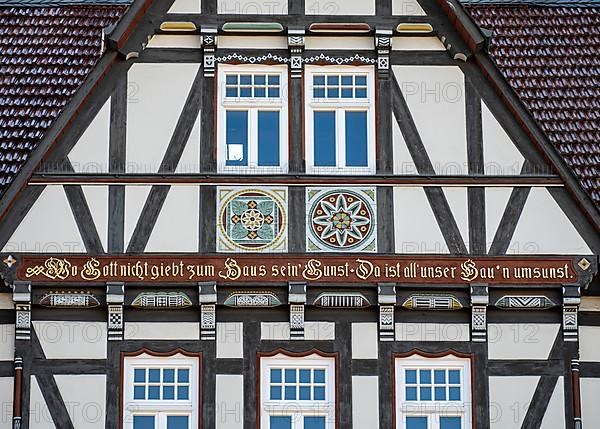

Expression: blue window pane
xmin=449 ymin=370 xmax=461 ymax=384
xmin=133 ymin=416 xmax=155 ymax=429
xmin=167 ymin=416 xmax=189 ymax=429
xmin=314 ymin=370 xmax=325 ymax=384
xmin=341 ymin=88 xmax=353 ymax=98
xmin=345 ymin=111 xmax=368 ymax=167
xmin=148 ymin=369 xmax=160 ymax=383
xmin=299 ymin=369 xmax=311 ymax=383
xmin=178 ymin=369 xmax=190 ymax=383
xmin=240 ymin=75 xmax=252 ymax=85
xmin=163 ymin=369 xmax=175 ymax=383
xmin=314 ymin=386 xmax=325 ymax=401
xmin=299 ymin=386 xmax=311 ymax=400
xmin=304 ymin=416 xmax=326 ymax=429
xmin=270 ymin=386 xmax=282 ymax=400
xmin=268 ymin=75 xmax=280 ymax=85
xmin=177 ymin=386 xmax=189 ymax=400
xmin=255 ymin=87 xmax=266 ymax=98
xmin=314 ymin=75 xmax=325 ymax=85
xmin=327 ymin=87 xmax=339 ymax=98
xmin=148 ymin=386 xmax=160 ymax=400
xmin=355 ymin=88 xmax=367 ymax=98
xmin=133 ymin=386 xmax=145 ymax=400
xmin=271 ymin=369 xmax=282 ymax=383
xmin=449 ymin=387 xmax=461 ymax=401
xmin=257 ymin=111 xmax=279 ymax=166
xmin=226 ymin=110 xmax=248 ymax=166
xmin=341 ymin=75 xmax=353 ymax=86
xmin=255 ymin=75 xmax=266 ymax=85
xmin=419 ymin=370 xmax=431 ymax=384
xmin=314 ymin=87 xmax=325 ymax=98
xmin=406 ymin=416 xmax=427 ymax=429
xmin=163 ymin=386 xmax=175 ymax=400
xmin=270 ymin=416 xmax=291 ymax=429
xmin=355 ymin=75 xmax=367 ymax=86
xmin=434 ymin=370 xmax=446 ymax=384
xmin=285 ymin=369 xmax=296 ymax=383
xmin=268 ymin=87 xmax=279 ymax=98
xmin=226 ymin=75 xmax=238 ymax=85
xmin=327 ymin=75 xmax=339 ymax=85
xmin=405 ymin=370 xmax=417 ymax=384
xmin=284 ymin=386 xmax=296 ymax=400
xmin=420 ymin=387 xmax=432 ymax=401
xmin=240 ymin=87 xmax=252 ymax=98
xmin=314 ymin=111 xmax=336 ymax=167
xmin=440 ymin=417 xmax=461 ymax=429
xmin=134 ymin=369 xmax=145 ymax=383
xmin=225 ymin=87 xmax=238 ymax=97
xmin=405 ymin=387 xmax=417 ymax=401
xmin=435 ymin=387 xmax=446 ymax=401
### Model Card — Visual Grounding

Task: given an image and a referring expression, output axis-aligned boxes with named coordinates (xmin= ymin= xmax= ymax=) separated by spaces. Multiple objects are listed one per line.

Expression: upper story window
xmin=217 ymin=64 xmax=288 ymax=173
xmin=260 ymin=351 xmax=336 ymax=429
xmin=305 ymin=65 xmax=376 ymax=175
xmin=123 ymin=352 xmax=200 ymax=429
xmin=395 ymin=353 xmax=472 ymax=429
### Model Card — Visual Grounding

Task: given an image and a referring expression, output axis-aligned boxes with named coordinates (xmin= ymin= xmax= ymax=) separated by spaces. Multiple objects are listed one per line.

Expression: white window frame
xmin=217 ymin=63 xmax=289 ymax=174
xmin=395 ymin=354 xmax=472 ymax=429
xmin=123 ymin=353 xmax=200 ymax=429
xmin=304 ymin=65 xmax=376 ymax=175
xmin=260 ymin=352 xmax=336 ymax=429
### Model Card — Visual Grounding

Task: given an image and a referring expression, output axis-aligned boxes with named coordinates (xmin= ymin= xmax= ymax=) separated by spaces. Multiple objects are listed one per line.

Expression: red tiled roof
xmin=466 ymin=5 xmax=600 ymax=207
xmin=0 ymin=6 xmax=125 ymax=190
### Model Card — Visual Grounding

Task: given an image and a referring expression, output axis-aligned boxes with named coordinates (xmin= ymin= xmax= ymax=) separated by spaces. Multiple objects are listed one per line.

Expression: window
xmin=217 ymin=64 xmax=288 ymax=173
xmin=305 ymin=66 xmax=376 ymax=174
xmin=395 ymin=353 xmax=472 ymax=429
xmin=260 ymin=352 xmax=336 ymax=429
xmin=123 ymin=352 xmax=200 ymax=429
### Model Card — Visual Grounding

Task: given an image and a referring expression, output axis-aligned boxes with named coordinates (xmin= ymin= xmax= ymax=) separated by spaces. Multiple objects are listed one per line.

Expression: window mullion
xmin=250 ymin=108 xmax=257 ymax=167
xmin=337 ymin=109 xmax=345 ymax=169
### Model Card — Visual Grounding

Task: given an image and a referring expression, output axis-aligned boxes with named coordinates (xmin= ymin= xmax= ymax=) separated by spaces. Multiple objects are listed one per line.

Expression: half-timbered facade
xmin=0 ymin=0 xmax=599 ymax=428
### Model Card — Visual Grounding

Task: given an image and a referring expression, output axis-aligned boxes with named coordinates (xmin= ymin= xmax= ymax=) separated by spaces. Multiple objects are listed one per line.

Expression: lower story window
xmin=123 ymin=351 xmax=200 ymax=429
xmin=261 ymin=351 xmax=336 ymax=429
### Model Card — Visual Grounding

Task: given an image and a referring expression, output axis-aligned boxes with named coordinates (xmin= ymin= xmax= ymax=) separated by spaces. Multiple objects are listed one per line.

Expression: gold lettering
xmin=81 ymin=258 xmax=101 ymax=280
xmin=219 ymin=258 xmax=241 ymax=280
xmin=302 ymin=259 xmax=323 ymax=281
xmin=356 ymin=259 xmax=374 ymax=280
xmin=460 ymin=259 xmax=478 ymax=282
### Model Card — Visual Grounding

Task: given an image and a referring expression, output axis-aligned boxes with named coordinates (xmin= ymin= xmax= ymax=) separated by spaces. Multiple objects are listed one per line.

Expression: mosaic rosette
xmin=306 ymin=187 xmax=376 ymax=252
xmin=217 ymin=187 xmax=287 ymax=252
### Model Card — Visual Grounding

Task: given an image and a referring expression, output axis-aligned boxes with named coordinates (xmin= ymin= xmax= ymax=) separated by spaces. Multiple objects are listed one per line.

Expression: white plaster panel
xmin=482 ymin=101 xmax=524 ymax=175
xmin=125 ymin=322 xmax=199 ymax=340
xmin=580 ymin=326 xmax=600 ymax=361
xmin=0 ymin=325 xmax=14 ymax=361
xmin=145 ymin=186 xmax=199 ymax=252
xmin=219 ymin=0 xmax=287 ymax=14
xmin=392 ymin=65 xmax=467 ymax=175
xmin=351 ymin=323 xmax=378 ymax=359
xmin=485 ymin=187 xmax=513 ymax=252
xmin=392 ymin=37 xmax=444 ymax=50
xmin=33 ymin=321 xmax=106 ymax=359
xmin=126 ymin=63 xmax=200 ymax=173
xmin=0 ymin=294 xmax=11 ymax=310
xmin=261 ymin=322 xmax=290 ymax=340
xmin=394 ymin=187 xmax=449 ymax=253
xmin=306 ymin=0 xmax=374 ymax=14
xmin=176 ymin=112 xmax=200 ymax=173
xmin=395 ymin=323 xmax=470 ymax=341
xmin=260 ymin=322 xmax=335 ymax=340
xmin=508 ymin=187 xmax=591 ymax=254
xmin=168 ymin=0 xmax=200 ymax=13
xmin=82 ymin=186 xmax=108 ymax=252
xmin=443 ymin=187 xmax=469 ymax=252
xmin=540 ymin=377 xmax=564 ymax=429
xmin=146 ymin=35 xmax=202 ymax=49
xmin=487 ymin=323 xmax=559 ymax=360
xmin=489 ymin=376 xmax=539 ymax=429
xmin=124 ymin=185 xmax=151 ymax=249
xmin=55 ymin=375 xmax=106 ymax=429
xmin=305 ymin=37 xmax=374 ymax=50
xmin=581 ymin=297 xmax=600 ymax=312
xmin=217 ymin=322 xmax=244 ymax=358
xmin=581 ymin=378 xmax=600 ymax=428
xmin=30 ymin=376 xmax=55 ymax=429
xmin=216 ymin=375 xmax=244 ymax=429
xmin=0 ymin=377 xmax=13 ymax=429
xmin=392 ymin=115 xmax=417 ymax=174
xmin=392 ymin=0 xmax=426 ymax=15
xmin=218 ymin=36 xmax=287 ymax=50
xmin=352 ymin=376 xmax=379 ymax=428
xmin=2 ymin=186 xmax=85 ymax=253
xmin=68 ymin=98 xmax=110 ymax=173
